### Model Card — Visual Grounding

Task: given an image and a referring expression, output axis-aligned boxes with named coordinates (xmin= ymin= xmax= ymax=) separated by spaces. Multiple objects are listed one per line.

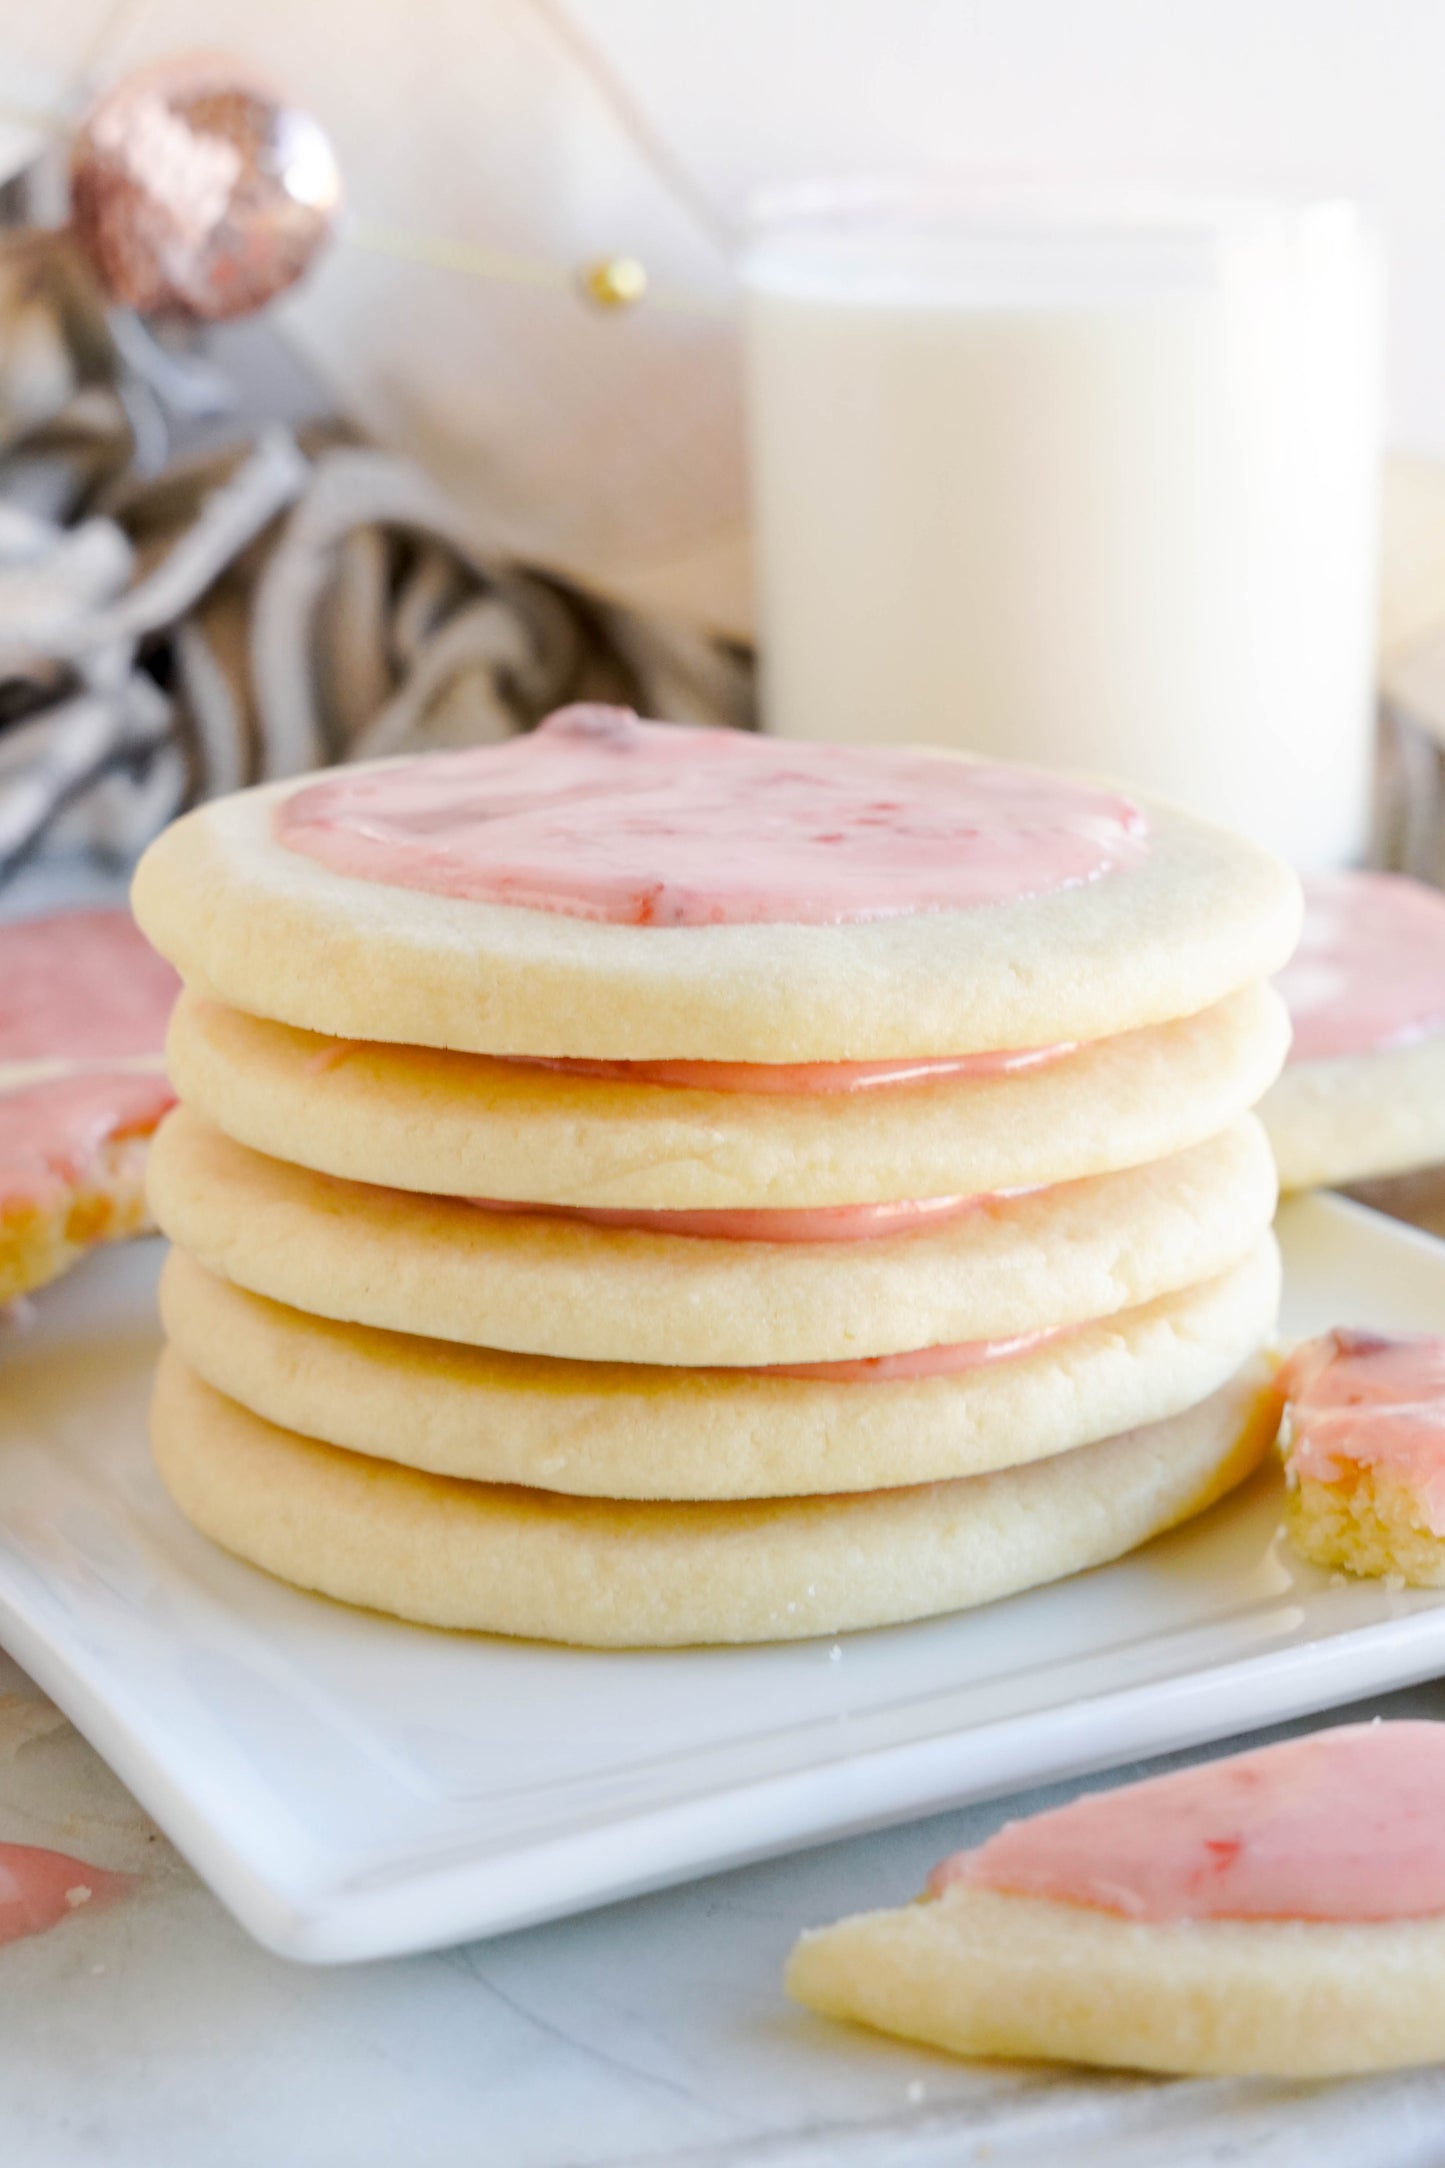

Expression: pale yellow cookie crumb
xmin=1285 ymin=1463 xmax=1445 ymax=1588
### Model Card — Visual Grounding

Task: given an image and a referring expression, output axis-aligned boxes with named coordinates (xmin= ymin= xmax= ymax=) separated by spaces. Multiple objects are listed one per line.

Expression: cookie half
xmin=2 ymin=1111 xmax=159 ymax=1305
xmin=1 ymin=908 xmax=178 ymax=1301
xmin=785 ymin=1883 xmax=1445 ymax=2079
xmin=788 ymin=1722 xmax=1445 ymax=2075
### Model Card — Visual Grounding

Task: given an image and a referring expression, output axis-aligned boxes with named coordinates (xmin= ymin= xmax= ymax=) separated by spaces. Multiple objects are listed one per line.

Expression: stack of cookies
xmin=133 ymin=708 xmax=1299 ymax=1647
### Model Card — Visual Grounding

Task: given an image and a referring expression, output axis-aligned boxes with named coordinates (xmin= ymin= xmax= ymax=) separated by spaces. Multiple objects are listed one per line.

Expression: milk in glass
xmin=744 ymin=195 xmax=1382 ymax=868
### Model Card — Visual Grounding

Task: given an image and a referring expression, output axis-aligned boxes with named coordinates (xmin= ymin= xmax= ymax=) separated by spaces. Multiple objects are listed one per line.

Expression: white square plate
xmin=3 ymin=1193 xmax=1445 ymax=1963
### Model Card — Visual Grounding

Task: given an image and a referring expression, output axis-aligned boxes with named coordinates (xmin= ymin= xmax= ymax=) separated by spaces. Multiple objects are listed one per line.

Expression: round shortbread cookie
xmin=131 ymin=760 xmax=1302 ymax=1062
xmin=1261 ymin=1034 xmax=1445 ymax=1191
xmin=146 ymin=1108 xmax=1277 ymax=1366
xmin=166 ymin=982 xmax=1289 ymax=1209
xmin=150 ymin=1352 xmax=1279 ymax=1645
xmin=785 ymin=1883 xmax=1445 ymax=2078
xmin=158 ymin=1237 xmax=1280 ymax=1499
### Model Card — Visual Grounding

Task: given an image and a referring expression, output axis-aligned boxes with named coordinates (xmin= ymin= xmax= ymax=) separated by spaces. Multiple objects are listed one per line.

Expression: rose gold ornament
xmin=69 ymin=52 xmax=341 ymax=321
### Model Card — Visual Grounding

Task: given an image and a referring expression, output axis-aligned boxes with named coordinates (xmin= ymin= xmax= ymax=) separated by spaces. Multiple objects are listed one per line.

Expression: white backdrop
xmin=572 ymin=0 xmax=1445 ymax=446
xmin=9 ymin=1 xmax=1444 ymax=633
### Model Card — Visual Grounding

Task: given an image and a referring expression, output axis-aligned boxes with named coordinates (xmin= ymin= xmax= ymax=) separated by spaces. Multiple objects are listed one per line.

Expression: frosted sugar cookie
xmin=159 ymin=1236 xmax=1279 ymax=1499
xmin=165 ymin=980 xmax=1290 ymax=1209
xmin=1 ymin=909 xmax=177 ymax=1303
xmin=146 ymin=1107 xmax=1277 ymax=1367
xmin=150 ymin=1351 xmax=1278 ymax=1645
xmin=133 ymin=708 xmax=1302 ymax=1062
xmin=1261 ymin=871 xmax=1445 ymax=1191
xmin=787 ymin=1723 xmax=1445 ymax=2077
xmin=1280 ymin=1328 xmax=1445 ymax=1586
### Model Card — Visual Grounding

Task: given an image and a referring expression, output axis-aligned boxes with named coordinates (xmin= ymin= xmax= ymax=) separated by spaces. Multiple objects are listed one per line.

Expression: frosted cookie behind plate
xmin=1262 ymin=871 xmax=1445 ymax=1191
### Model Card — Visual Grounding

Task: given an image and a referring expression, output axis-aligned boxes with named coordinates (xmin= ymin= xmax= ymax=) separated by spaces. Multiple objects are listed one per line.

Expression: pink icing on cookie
xmin=930 ymin=1722 xmax=1445 ymax=1921
xmin=505 ymin=1044 xmax=1077 ymax=1093
xmin=1279 ymin=1328 xmax=1445 ymax=1534
xmin=467 ymin=1191 xmax=1027 ymax=1243
xmin=0 ymin=909 xmax=178 ymax=1225
xmin=275 ymin=706 xmax=1148 ymax=927
xmin=1 ymin=1073 xmax=176 ymax=1210
xmin=0 ymin=1843 xmax=134 ymax=1947
xmin=0 ymin=907 xmax=178 ymax=1062
xmin=1278 ymin=872 xmax=1445 ymax=1064
xmin=761 ymin=1326 xmax=1065 ymax=1382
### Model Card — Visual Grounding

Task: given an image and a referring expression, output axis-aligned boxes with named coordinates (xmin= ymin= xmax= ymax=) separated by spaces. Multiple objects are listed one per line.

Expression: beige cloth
xmin=0 ymin=235 xmax=752 ymax=883
xmin=23 ymin=0 xmax=752 ymax=638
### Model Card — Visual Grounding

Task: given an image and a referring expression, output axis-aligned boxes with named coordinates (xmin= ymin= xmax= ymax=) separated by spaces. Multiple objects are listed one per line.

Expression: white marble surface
xmin=5 ymin=1645 xmax=1445 ymax=2167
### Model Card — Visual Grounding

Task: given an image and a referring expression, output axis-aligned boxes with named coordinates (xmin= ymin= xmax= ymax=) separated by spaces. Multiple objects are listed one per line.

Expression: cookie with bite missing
xmin=1280 ymin=1327 xmax=1445 ymax=1586
xmin=788 ymin=1722 xmax=1445 ymax=2077
xmin=0 ymin=909 xmax=176 ymax=1303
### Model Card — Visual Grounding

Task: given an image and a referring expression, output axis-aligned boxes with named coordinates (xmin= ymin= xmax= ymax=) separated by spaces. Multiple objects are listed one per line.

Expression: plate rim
xmin=3 ymin=1192 xmax=1445 ymax=1964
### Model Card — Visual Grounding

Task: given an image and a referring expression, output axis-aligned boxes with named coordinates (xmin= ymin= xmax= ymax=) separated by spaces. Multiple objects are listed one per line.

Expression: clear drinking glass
xmin=742 ymin=185 xmax=1383 ymax=868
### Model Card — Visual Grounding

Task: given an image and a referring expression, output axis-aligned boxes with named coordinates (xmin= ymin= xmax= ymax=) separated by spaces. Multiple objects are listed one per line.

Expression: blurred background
xmin=6 ymin=0 xmax=1445 ymax=885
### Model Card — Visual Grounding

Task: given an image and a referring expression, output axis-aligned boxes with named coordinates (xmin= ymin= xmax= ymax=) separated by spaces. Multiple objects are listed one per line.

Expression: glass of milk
xmin=743 ymin=186 xmax=1383 ymax=868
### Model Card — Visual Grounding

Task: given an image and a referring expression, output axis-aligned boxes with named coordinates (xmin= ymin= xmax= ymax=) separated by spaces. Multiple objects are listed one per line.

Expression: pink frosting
xmin=931 ymin=1722 xmax=1445 ymax=1921
xmin=1279 ymin=872 xmax=1445 ymax=1064
xmin=275 ymin=706 xmax=1148 ymax=927
xmin=1 ymin=1072 xmax=176 ymax=1211
xmin=0 ymin=1843 xmax=134 ymax=1947
xmin=466 ymin=1190 xmax=1027 ymax=1244
xmin=1279 ymin=1327 xmax=1445 ymax=1534
xmin=0 ymin=907 xmax=177 ymax=1062
xmin=762 ymin=1326 xmax=1065 ymax=1382
xmin=504 ymin=1044 xmax=1077 ymax=1093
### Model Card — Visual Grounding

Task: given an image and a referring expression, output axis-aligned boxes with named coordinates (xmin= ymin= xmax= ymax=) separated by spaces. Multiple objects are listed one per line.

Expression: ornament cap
xmin=579 ymin=255 xmax=648 ymax=310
